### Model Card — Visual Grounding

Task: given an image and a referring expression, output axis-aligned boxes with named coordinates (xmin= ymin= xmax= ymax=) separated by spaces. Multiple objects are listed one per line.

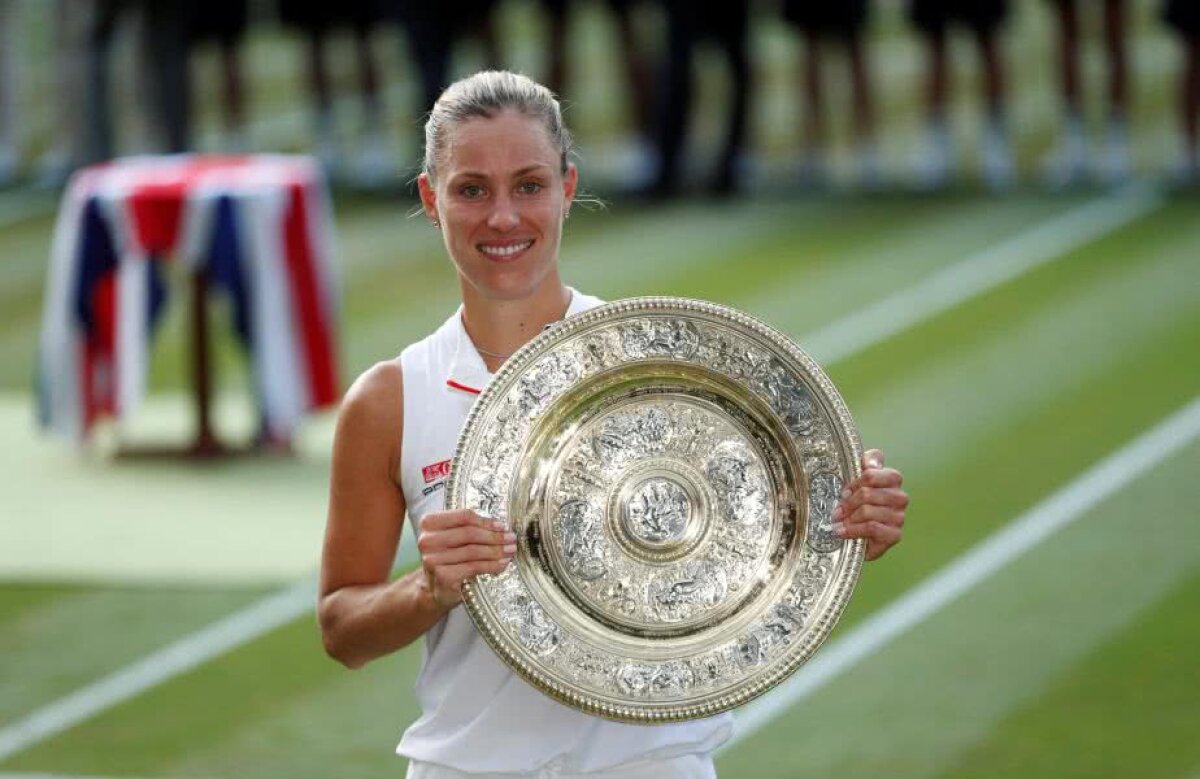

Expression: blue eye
xmin=518 ymin=181 xmax=543 ymax=195
xmin=460 ymin=184 xmax=485 ymax=199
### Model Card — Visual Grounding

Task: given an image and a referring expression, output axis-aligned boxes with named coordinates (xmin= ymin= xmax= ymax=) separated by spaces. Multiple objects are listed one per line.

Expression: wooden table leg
xmin=189 ymin=268 xmax=226 ymax=458
xmin=116 ymin=268 xmax=237 ymax=460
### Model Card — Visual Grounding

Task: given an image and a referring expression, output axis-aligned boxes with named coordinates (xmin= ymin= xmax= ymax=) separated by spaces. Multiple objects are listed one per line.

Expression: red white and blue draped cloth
xmin=37 ymin=155 xmax=341 ymax=442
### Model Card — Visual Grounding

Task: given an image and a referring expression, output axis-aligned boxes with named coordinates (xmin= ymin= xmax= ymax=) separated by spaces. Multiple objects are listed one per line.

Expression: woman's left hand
xmin=833 ymin=448 xmax=908 ymax=561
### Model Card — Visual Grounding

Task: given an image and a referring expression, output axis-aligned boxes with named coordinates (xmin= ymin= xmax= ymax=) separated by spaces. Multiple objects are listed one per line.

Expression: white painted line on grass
xmin=0 ymin=549 xmax=422 ymax=762
xmin=722 ymin=393 xmax=1200 ymax=751
xmin=0 ymin=187 xmax=1163 ymax=763
xmin=802 ymin=183 xmax=1163 ymax=364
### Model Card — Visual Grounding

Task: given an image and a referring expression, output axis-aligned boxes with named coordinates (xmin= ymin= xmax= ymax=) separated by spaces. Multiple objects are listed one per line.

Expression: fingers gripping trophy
xmin=319 ymin=70 xmax=908 ymax=778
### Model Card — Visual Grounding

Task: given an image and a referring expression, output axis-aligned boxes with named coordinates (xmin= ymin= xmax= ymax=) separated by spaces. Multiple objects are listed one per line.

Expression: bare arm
xmin=317 ymin=362 xmax=440 ymax=668
xmin=317 ymin=361 xmax=515 ymax=669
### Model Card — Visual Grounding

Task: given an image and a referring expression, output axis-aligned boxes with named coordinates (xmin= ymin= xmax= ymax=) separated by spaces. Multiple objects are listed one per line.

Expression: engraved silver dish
xmin=449 ymin=297 xmax=863 ymax=722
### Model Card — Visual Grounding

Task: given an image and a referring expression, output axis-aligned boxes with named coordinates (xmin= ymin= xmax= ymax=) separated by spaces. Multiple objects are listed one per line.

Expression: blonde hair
xmin=422 ymin=70 xmax=573 ymax=180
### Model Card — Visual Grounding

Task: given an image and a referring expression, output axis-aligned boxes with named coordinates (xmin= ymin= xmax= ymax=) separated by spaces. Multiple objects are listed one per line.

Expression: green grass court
xmin=2 ymin=0 xmax=1199 ymax=776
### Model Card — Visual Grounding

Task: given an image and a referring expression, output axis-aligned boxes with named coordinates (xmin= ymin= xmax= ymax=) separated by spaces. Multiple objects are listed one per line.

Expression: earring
xmin=431 ymin=217 xmax=440 ymax=227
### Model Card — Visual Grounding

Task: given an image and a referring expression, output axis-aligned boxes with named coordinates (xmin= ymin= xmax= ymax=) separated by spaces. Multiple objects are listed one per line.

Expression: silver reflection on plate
xmin=449 ymin=297 xmax=864 ymax=722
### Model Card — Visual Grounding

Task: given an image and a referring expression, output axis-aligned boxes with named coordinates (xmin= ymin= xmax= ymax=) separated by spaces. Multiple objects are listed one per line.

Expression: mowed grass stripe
xmin=0 ymin=616 xmax=424 ymax=777
xmin=742 ymin=196 xmax=1082 ymax=335
xmin=799 ymin=185 xmax=1162 ymax=364
xmin=715 ymin=432 xmax=1200 ymax=778
xmin=837 ymin=205 xmax=1200 ymax=610
xmin=0 ymin=585 xmax=271 ymax=726
xmin=943 ymin=568 xmax=1200 ymax=778
xmin=613 ymin=196 xmax=1078 ymax=318
xmin=846 ymin=199 xmax=1200 ymax=485
xmin=345 ymin=195 xmax=1073 ymax=378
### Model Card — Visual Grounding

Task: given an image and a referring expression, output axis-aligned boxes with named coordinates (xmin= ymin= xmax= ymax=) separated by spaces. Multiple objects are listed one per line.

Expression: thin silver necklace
xmin=464 ymin=293 xmax=573 ymax=362
xmin=472 ymin=341 xmax=513 ymax=360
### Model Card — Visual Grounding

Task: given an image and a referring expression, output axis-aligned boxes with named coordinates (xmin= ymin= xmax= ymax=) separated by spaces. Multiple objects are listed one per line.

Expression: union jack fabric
xmin=37 ymin=155 xmax=341 ymax=442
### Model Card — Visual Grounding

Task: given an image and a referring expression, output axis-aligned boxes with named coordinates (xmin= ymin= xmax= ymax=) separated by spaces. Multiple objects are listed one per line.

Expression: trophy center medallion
xmin=623 ymin=476 xmax=692 ymax=547
xmin=606 ymin=460 xmax=712 ymax=568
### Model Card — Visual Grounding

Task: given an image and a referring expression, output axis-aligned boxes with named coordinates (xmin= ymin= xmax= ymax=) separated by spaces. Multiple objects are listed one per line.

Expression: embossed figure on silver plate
xmin=557 ymin=499 xmax=608 ymax=580
xmin=805 ymin=473 xmax=843 ymax=554
xmin=648 ymin=559 xmax=729 ymax=623
xmin=625 ymin=477 xmax=691 ymax=545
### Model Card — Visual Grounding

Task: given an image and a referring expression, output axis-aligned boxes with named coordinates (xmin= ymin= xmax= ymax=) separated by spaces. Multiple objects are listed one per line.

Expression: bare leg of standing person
xmin=710 ymin=5 xmax=750 ymax=196
xmin=647 ymin=0 xmax=694 ymax=199
xmin=37 ymin=0 xmax=86 ymax=185
xmin=1044 ymin=0 xmax=1088 ymax=187
xmin=218 ymin=37 xmax=248 ymax=152
xmin=976 ymin=24 xmax=1014 ymax=190
xmin=1100 ymin=0 xmax=1131 ymax=182
xmin=543 ymin=0 xmax=568 ymax=99
xmin=916 ymin=23 xmax=952 ymax=189
xmin=141 ymin=0 xmax=191 ymax=153
xmin=352 ymin=20 xmax=394 ymax=188
xmin=84 ymin=0 xmax=121 ymax=164
xmin=1181 ymin=32 xmax=1200 ymax=181
xmin=192 ymin=0 xmax=250 ymax=154
xmin=469 ymin=0 xmax=503 ymax=71
xmin=305 ymin=27 xmax=341 ymax=176
xmin=400 ymin=6 xmax=454 ymax=117
xmin=609 ymin=0 xmax=656 ymax=183
xmin=611 ymin=2 xmax=652 ymax=140
xmin=847 ymin=28 xmax=880 ymax=188
xmin=799 ymin=29 xmax=827 ymax=185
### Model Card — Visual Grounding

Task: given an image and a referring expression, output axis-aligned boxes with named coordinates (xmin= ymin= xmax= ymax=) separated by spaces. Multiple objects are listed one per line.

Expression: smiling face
xmin=418 ymin=110 xmax=577 ymax=303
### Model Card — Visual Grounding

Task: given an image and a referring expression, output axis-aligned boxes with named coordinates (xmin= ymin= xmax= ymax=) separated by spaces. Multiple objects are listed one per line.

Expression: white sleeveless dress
xmin=395 ymin=290 xmax=732 ymax=777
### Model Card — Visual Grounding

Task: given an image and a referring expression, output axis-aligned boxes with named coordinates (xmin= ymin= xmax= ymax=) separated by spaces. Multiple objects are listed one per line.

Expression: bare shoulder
xmin=334 ymin=360 xmax=405 ymax=477
xmin=342 ymin=360 xmax=404 ymax=418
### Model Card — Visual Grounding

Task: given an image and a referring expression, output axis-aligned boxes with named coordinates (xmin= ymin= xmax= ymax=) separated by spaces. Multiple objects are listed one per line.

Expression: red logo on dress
xmin=422 ymin=459 xmax=452 ymax=484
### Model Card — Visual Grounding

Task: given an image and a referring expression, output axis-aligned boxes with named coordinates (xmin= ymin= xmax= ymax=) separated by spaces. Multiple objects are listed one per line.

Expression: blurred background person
xmin=83 ymin=0 xmax=193 ymax=164
xmin=537 ymin=0 xmax=657 ymax=186
xmin=540 ymin=0 xmax=570 ymax=100
xmin=781 ymin=0 xmax=879 ymax=190
xmin=0 ymin=0 xmax=88 ymax=186
xmin=278 ymin=0 xmax=393 ymax=187
xmin=1042 ymin=0 xmax=1131 ymax=187
xmin=644 ymin=0 xmax=751 ymax=198
xmin=35 ymin=0 xmax=89 ymax=187
xmin=1164 ymin=0 xmax=1199 ymax=184
xmin=187 ymin=0 xmax=251 ymax=154
xmin=908 ymin=0 xmax=1015 ymax=191
xmin=391 ymin=0 xmax=503 ymax=135
xmin=391 ymin=2 xmax=458 ymax=123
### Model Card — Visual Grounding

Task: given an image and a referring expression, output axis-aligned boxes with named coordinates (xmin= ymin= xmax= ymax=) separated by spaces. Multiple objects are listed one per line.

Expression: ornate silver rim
xmin=449 ymin=297 xmax=864 ymax=722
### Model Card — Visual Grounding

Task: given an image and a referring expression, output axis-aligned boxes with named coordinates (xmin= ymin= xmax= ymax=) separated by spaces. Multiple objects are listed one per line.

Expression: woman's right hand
xmin=417 ymin=509 xmax=517 ymax=609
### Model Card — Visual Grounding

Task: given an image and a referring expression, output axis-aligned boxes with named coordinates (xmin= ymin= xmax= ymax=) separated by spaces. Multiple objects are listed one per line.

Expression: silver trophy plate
xmin=449 ymin=297 xmax=863 ymax=722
